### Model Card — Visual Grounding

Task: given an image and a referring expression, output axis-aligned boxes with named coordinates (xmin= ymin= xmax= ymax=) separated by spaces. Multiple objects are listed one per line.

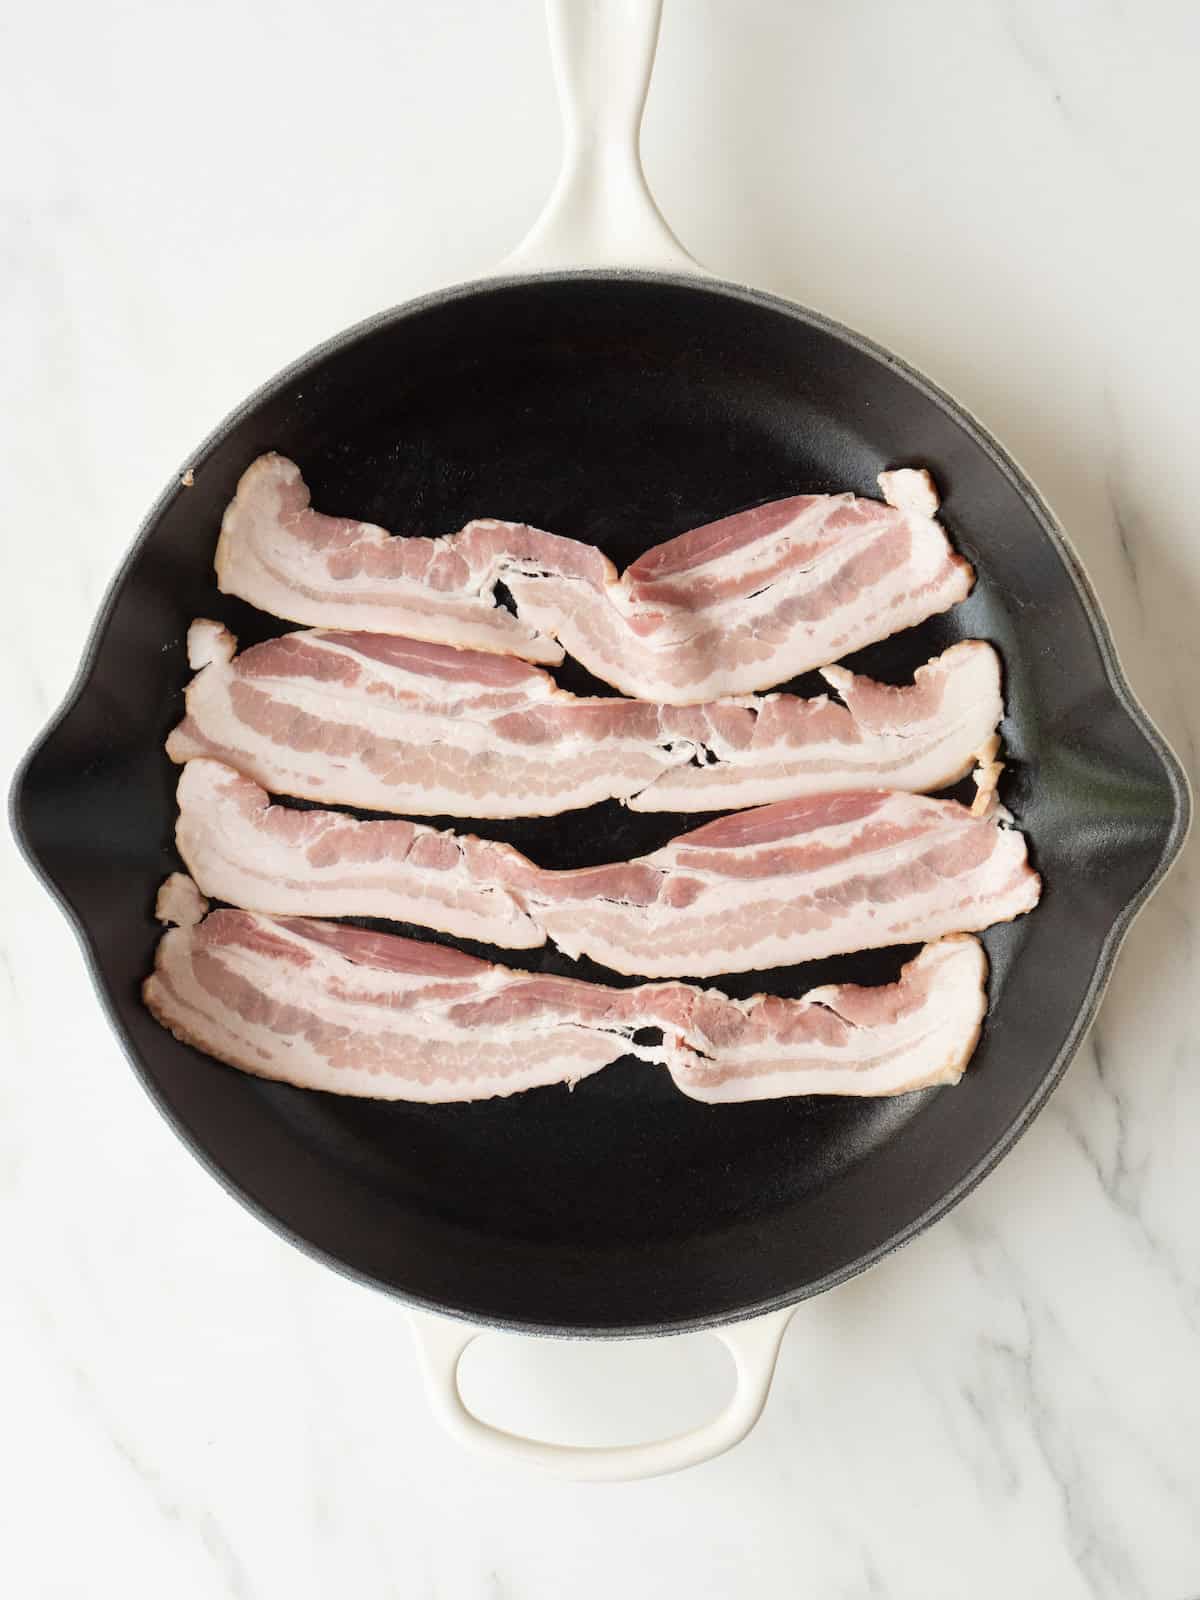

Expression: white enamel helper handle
xmin=503 ymin=0 xmax=703 ymax=274
xmin=410 ymin=1307 xmax=793 ymax=1482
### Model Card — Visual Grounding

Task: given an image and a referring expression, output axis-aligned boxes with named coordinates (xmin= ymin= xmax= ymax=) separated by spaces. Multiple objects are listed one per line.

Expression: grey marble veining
xmin=3 ymin=2 xmax=1198 ymax=1597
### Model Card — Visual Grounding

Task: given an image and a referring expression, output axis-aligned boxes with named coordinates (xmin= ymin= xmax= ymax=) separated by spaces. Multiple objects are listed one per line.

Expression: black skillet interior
xmin=13 ymin=275 xmax=1188 ymax=1335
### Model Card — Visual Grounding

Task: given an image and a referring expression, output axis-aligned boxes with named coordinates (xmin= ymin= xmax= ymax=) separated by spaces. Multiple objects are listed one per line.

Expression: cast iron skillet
xmin=8 ymin=0 xmax=1190 ymax=1470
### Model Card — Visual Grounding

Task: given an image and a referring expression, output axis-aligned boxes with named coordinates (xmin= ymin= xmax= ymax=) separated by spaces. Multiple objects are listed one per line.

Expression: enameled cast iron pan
xmin=10 ymin=2 xmax=1189 ymax=1479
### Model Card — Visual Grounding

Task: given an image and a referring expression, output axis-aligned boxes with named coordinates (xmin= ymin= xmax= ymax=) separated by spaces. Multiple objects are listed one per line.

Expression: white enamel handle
xmin=503 ymin=0 xmax=703 ymax=274
xmin=409 ymin=1306 xmax=792 ymax=1482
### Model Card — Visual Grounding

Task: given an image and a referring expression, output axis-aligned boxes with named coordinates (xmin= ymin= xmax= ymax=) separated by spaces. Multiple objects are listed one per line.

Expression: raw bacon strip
xmin=504 ymin=471 xmax=973 ymax=703
xmin=514 ymin=790 xmax=1040 ymax=978
xmin=175 ymin=759 xmax=543 ymax=947
xmin=144 ymin=888 xmax=988 ymax=1102
xmin=663 ymin=935 xmax=987 ymax=1102
xmin=632 ymin=639 xmax=1002 ymax=811
xmin=166 ymin=624 xmax=698 ymax=817
xmin=175 ymin=739 xmax=1013 ymax=963
xmin=166 ymin=625 xmax=1002 ymax=819
xmin=143 ymin=904 xmax=663 ymax=1101
xmin=174 ymin=768 xmax=1036 ymax=980
xmin=216 ymin=455 xmax=972 ymax=702
xmin=215 ymin=453 xmax=609 ymax=664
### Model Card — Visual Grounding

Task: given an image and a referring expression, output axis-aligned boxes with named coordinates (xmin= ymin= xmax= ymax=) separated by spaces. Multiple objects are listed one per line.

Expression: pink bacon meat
xmin=503 ymin=469 xmax=973 ymax=703
xmin=514 ymin=790 xmax=1041 ymax=978
xmin=144 ymin=891 xmax=988 ymax=1103
xmin=216 ymin=456 xmax=972 ymax=702
xmin=173 ymin=765 xmax=1036 ymax=977
xmin=166 ymin=623 xmax=695 ymax=817
xmin=630 ymin=638 xmax=1003 ymax=812
xmin=215 ymin=453 xmax=606 ymax=664
xmin=175 ymin=759 xmax=542 ymax=947
xmin=166 ymin=623 xmax=1002 ymax=818
xmin=144 ymin=905 xmax=663 ymax=1102
xmin=666 ymin=932 xmax=988 ymax=1103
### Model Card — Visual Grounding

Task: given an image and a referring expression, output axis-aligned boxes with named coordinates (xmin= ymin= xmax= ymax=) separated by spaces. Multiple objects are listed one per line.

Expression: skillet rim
xmin=9 ymin=270 xmax=1192 ymax=1337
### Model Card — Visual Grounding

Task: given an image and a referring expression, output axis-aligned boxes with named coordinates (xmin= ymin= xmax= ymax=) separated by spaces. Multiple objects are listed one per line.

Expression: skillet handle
xmin=502 ymin=0 xmax=703 ymax=275
xmin=408 ymin=1306 xmax=792 ymax=1482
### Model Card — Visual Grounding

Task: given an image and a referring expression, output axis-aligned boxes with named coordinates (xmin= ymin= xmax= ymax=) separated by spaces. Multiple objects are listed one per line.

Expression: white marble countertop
xmin=4 ymin=2 xmax=1199 ymax=1595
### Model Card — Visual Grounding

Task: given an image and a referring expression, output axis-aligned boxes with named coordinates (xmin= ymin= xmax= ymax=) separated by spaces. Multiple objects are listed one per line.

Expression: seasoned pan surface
xmin=12 ymin=274 xmax=1188 ymax=1334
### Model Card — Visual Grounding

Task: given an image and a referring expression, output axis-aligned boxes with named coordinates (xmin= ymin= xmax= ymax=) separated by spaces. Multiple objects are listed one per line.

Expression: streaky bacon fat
xmin=504 ymin=469 xmax=972 ymax=702
xmin=667 ymin=933 xmax=988 ymax=1102
xmin=632 ymin=639 xmax=1003 ymax=812
xmin=215 ymin=453 xmax=601 ymax=664
xmin=145 ymin=889 xmax=988 ymax=1103
xmin=216 ymin=455 xmax=973 ymax=701
xmin=175 ymin=758 xmax=542 ymax=948
xmin=167 ymin=625 xmax=1002 ymax=818
xmin=166 ymin=625 xmax=696 ymax=818
xmin=173 ymin=764 xmax=1037 ymax=978
xmin=514 ymin=789 xmax=1040 ymax=978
